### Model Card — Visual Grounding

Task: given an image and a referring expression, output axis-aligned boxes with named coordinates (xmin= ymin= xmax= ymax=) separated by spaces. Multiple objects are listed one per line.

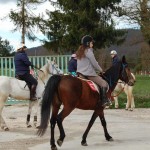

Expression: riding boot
xmin=30 ymin=85 xmax=37 ymax=101
xmin=100 ymin=87 xmax=112 ymax=107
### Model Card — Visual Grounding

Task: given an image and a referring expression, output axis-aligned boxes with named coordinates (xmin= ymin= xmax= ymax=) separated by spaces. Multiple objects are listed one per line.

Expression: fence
xmin=0 ymin=55 xmax=71 ymax=77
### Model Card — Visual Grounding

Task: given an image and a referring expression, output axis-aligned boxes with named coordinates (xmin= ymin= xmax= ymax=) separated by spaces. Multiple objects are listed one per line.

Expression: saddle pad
xmin=86 ymin=80 xmax=99 ymax=93
xmin=78 ymin=77 xmax=99 ymax=93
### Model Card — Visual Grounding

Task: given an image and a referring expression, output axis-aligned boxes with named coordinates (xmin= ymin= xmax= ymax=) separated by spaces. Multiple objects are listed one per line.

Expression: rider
xmin=110 ymin=50 xmax=120 ymax=65
xmin=14 ymin=44 xmax=38 ymax=101
xmin=76 ymin=35 xmax=111 ymax=107
xmin=68 ymin=53 xmax=77 ymax=77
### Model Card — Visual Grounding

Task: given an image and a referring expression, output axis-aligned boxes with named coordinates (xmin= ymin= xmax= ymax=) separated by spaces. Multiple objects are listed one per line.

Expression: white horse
xmin=113 ymin=73 xmax=136 ymax=111
xmin=0 ymin=60 xmax=63 ymax=131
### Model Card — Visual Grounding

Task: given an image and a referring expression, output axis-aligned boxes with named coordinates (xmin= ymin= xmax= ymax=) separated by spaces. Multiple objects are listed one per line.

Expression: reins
xmin=111 ymin=81 xmax=126 ymax=97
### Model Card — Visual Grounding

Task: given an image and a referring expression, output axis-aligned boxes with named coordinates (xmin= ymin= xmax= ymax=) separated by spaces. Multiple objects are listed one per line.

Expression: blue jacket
xmin=112 ymin=55 xmax=120 ymax=65
xmin=68 ymin=58 xmax=77 ymax=73
xmin=14 ymin=51 xmax=32 ymax=75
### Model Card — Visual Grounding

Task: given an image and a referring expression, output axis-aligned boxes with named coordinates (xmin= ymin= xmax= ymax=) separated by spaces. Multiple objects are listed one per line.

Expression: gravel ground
xmin=1 ymin=104 xmax=150 ymax=150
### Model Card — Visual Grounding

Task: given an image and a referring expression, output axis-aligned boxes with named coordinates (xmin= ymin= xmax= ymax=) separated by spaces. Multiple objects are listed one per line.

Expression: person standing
xmin=76 ymin=35 xmax=111 ymax=107
xmin=68 ymin=53 xmax=77 ymax=76
xmin=110 ymin=50 xmax=120 ymax=65
xmin=14 ymin=44 xmax=38 ymax=101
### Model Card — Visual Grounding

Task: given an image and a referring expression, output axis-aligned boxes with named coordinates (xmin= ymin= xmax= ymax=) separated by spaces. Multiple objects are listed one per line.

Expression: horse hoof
xmin=36 ymin=125 xmax=40 ymax=129
xmin=51 ymin=146 xmax=57 ymax=150
xmin=4 ymin=127 xmax=9 ymax=131
xmin=81 ymin=141 xmax=88 ymax=146
xmin=109 ymin=138 xmax=114 ymax=141
xmin=57 ymin=139 xmax=63 ymax=147
xmin=27 ymin=125 xmax=32 ymax=128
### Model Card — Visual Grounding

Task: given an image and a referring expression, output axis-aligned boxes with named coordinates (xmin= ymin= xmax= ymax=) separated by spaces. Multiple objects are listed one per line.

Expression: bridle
xmin=37 ymin=63 xmax=62 ymax=86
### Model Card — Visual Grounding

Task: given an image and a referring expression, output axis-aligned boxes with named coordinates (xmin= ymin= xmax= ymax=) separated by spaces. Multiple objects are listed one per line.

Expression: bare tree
xmin=122 ymin=0 xmax=150 ymax=44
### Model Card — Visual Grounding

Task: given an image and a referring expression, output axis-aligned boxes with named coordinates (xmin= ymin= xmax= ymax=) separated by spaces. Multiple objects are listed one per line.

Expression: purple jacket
xmin=68 ymin=58 xmax=77 ymax=73
xmin=14 ymin=51 xmax=32 ymax=75
xmin=112 ymin=55 xmax=120 ymax=65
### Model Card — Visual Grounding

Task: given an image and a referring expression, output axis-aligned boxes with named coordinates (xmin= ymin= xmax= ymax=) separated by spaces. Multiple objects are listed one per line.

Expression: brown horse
xmin=37 ymin=56 xmax=134 ymax=150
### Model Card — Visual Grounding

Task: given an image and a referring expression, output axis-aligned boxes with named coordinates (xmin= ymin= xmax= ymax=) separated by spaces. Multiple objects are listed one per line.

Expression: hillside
xmin=107 ymin=29 xmax=144 ymax=59
xmin=27 ymin=29 xmax=145 ymax=60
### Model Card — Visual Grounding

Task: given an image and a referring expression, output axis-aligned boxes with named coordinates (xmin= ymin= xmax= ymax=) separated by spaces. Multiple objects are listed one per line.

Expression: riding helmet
xmin=81 ymin=35 xmax=94 ymax=46
xmin=110 ymin=50 xmax=117 ymax=55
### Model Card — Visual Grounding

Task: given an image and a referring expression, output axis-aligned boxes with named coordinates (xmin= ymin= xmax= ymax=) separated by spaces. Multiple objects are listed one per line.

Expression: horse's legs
xmin=126 ymin=86 xmax=134 ymax=111
xmin=99 ymin=113 xmax=113 ymax=141
xmin=114 ymin=96 xmax=119 ymax=108
xmin=26 ymin=100 xmax=38 ymax=127
xmin=0 ymin=96 xmax=9 ymax=130
xmin=50 ymin=104 xmax=61 ymax=150
xmin=50 ymin=115 xmax=57 ymax=150
xmin=56 ymin=107 xmax=74 ymax=147
xmin=81 ymin=112 xmax=98 ymax=146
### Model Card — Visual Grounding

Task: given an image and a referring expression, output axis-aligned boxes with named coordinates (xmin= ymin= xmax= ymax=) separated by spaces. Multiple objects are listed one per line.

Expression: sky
xmin=0 ymin=0 xmax=56 ymax=50
xmin=0 ymin=0 xmax=139 ymax=51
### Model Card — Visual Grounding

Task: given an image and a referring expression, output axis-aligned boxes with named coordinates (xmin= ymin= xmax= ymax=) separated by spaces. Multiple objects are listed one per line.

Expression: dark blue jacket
xmin=14 ymin=51 xmax=32 ymax=75
xmin=68 ymin=58 xmax=77 ymax=73
xmin=112 ymin=55 xmax=120 ymax=65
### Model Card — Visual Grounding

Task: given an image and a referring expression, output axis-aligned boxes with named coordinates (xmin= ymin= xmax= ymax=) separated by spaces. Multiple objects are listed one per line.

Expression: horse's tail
xmin=37 ymin=74 xmax=62 ymax=136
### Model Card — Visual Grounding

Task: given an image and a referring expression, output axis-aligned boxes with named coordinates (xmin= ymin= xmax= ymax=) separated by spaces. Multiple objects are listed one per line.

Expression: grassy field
xmin=111 ymin=75 xmax=150 ymax=108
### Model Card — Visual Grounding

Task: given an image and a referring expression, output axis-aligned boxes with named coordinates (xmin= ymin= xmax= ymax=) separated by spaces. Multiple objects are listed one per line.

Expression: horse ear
xmin=53 ymin=58 xmax=56 ymax=64
xmin=122 ymin=55 xmax=126 ymax=63
xmin=47 ymin=58 xmax=50 ymax=62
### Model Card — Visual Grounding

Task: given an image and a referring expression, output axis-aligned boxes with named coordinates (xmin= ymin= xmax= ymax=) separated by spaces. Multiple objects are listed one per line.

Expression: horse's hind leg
xmin=81 ymin=112 xmax=98 ymax=146
xmin=50 ymin=103 xmax=61 ymax=150
xmin=56 ymin=107 xmax=74 ymax=147
xmin=0 ymin=96 xmax=9 ymax=131
xmin=26 ymin=100 xmax=38 ymax=128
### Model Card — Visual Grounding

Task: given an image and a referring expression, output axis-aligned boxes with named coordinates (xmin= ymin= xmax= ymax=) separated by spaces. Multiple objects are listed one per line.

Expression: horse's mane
xmin=103 ymin=61 xmax=122 ymax=89
xmin=37 ymin=62 xmax=50 ymax=80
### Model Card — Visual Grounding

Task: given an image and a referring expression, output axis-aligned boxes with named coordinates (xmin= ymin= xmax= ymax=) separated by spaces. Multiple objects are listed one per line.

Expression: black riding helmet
xmin=81 ymin=35 xmax=94 ymax=46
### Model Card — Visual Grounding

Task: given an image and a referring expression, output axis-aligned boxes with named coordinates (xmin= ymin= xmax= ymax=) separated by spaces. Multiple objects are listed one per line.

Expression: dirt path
xmin=1 ymin=105 xmax=150 ymax=150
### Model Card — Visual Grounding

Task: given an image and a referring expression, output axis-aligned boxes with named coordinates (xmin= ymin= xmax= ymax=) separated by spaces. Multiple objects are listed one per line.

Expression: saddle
xmin=15 ymin=75 xmax=29 ymax=89
xmin=77 ymin=73 xmax=99 ymax=93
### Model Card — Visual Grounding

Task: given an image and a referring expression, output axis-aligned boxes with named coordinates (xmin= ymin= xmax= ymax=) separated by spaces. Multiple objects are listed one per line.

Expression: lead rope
xmin=111 ymin=81 xmax=126 ymax=98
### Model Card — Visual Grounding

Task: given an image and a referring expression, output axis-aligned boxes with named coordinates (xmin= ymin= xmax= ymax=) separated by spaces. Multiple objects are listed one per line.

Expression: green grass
xmin=110 ymin=75 xmax=150 ymax=108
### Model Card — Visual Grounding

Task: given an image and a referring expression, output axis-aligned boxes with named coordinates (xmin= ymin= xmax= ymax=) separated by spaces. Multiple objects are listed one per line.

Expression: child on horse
xmin=76 ymin=35 xmax=111 ymax=107
xmin=68 ymin=53 xmax=77 ymax=77
xmin=14 ymin=44 xmax=38 ymax=101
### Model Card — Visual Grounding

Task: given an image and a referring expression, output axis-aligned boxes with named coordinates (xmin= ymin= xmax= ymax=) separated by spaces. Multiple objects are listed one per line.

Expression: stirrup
xmin=30 ymin=96 xmax=37 ymax=101
xmin=102 ymin=100 xmax=112 ymax=107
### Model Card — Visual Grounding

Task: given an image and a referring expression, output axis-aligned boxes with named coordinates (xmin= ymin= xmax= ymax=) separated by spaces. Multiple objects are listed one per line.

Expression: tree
xmin=121 ymin=0 xmax=150 ymax=71
xmin=8 ymin=0 xmax=46 ymax=45
xmin=0 ymin=37 xmax=14 ymax=57
xmin=37 ymin=0 xmax=125 ymax=53
xmin=122 ymin=0 xmax=150 ymax=44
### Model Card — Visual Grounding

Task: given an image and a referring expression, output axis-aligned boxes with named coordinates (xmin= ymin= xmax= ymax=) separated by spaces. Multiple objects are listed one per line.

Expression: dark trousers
xmin=17 ymin=73 xmax=38 ymax=90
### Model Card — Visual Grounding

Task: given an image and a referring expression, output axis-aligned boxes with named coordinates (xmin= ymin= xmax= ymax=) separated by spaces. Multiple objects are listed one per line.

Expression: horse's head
xmin=119 ymin=56 xmax=135 ymax=86
xmin=47 ymin=59 xmax=64 ymax=75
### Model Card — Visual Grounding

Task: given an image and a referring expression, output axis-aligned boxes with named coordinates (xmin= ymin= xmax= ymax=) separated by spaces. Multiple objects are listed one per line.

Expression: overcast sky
xmin=0 ymin=0 xmax=55 ymax=50
xmin=0 ymin=0 xmax=139 ymax=51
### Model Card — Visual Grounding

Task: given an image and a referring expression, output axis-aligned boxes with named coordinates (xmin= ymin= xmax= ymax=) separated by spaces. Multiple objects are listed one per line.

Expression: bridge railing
xmin=0 ymin=55 xmax=71 ymax=77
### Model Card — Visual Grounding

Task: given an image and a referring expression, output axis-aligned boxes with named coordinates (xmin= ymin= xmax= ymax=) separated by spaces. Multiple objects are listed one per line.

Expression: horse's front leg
xmin=114 ymin=96 xmax=119 ymax=109
xmin=99 ymin=115 xmax=113 ymax=141
xmin=0 ymin=98 xmax=9 ymax=131
xmin=81 ymin=112 xmax=98 ymax=146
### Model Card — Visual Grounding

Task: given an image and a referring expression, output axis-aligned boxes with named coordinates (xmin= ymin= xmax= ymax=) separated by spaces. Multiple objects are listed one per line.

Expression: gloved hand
xmin=99 ymin=71 xmax=105 ymax=76
xmin=31 ymin=64 xmax=39 ymax=70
